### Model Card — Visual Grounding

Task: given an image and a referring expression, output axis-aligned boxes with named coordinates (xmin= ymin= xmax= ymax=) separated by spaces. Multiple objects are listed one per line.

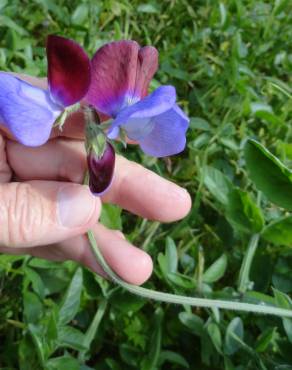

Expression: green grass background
xmin=0 ymin=0 xmax=292 ymax=369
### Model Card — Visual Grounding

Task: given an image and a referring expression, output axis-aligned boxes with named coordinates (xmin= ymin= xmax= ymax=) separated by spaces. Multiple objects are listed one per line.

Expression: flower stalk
xmin=86 ymin=229 xmax=292 ymax=318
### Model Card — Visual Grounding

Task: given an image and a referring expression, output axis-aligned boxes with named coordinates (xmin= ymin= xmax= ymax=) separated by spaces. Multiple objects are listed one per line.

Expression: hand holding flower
xmin=0 ymin=76 xmax=191 ymax=284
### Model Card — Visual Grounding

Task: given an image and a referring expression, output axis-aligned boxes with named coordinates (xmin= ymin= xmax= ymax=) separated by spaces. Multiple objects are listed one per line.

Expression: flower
xmin=0 ymin=35 xmax=90 ymax=146
xmin=0 ymin=36 xmax=189 ymax=196
xmin=85 ymin=40 xmax=189 ymax=157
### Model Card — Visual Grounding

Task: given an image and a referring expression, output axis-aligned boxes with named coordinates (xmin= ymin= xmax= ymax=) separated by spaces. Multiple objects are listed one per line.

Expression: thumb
xmin=0 ymin=181 xmax=101 ymax=248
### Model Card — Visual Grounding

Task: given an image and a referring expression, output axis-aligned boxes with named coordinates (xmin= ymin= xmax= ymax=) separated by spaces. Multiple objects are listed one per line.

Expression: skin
xmin=0 ymin=75 xmax=192 ymax=285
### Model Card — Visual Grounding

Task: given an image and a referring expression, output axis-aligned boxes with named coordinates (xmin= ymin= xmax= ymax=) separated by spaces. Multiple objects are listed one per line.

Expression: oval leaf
xmin=244 ymin=139 xmax=292 ymax=210
xmin=226 ymin=188 xmax=264 ymax=233
xmin=204 ymin=166 xmax=233 ymax=205
xmin=262 ymin=216 xmax=292 ymax=246
xmin=58 ymin=268 xmax=83 ymax=325
xmin=224 ymin=317 xmax=244 ymax=355
xmin=203 ymin=254 xmax=228 ymax=283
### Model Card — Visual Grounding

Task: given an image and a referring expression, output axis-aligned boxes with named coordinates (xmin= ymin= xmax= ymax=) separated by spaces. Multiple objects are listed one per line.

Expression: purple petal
xmin=0 ymin=73 xmax=61 ymax=146
xmin=86 ymin=41 xmax=159 ymax=116
xmin=134 ymin=46 xmax=158 ymax=98
xmin=139 ymin=104 xmax=189 ymax=157
xmin=87 ymin=142 xmax=115 ymax=196
xmin=46 ymin=35 xmax=91 ymax=107
xmin=86 ymin=41 xmax=140 ymax=116
xmin=107 ymin=86 xmax=176 ymax=140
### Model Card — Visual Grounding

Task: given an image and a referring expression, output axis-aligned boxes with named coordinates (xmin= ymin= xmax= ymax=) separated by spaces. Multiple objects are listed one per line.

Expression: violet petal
xmin=0 ymin=72 xmax=61 ymax=146
xmin=107 ymin=85 xmax=176 ymax=140
xmin=139 ymin=104 xmax=189 ymax=157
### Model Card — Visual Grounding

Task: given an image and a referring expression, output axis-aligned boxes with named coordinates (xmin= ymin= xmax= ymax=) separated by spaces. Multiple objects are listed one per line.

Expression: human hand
xmin=0 ymin=75 xmax=191 ymax=285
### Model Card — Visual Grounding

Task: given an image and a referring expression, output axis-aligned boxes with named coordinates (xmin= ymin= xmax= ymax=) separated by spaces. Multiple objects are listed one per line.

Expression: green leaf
xmin=110 ymin=289 xmax=145 ymax=313
xmin=19 ymin=335 xmax=41 ymax=370
xmin=28 ymin=324 xmax=46 ymax=366
xmin=273 ymin=0 xmax=290 ymax=15
xmin=190 ymin=117 xmax=211 ymax=131
xmin=45 ymin=356 xmax=80 ymax=370
xmin=219 ymin=3 xmax=227 ymax=27
xmin=255 ymin=327 xmax=279 ymax=352
xmin=167 ymin=272 xmax=196 ymax=289
xmin=58 ymin=268 xmax=83 ymax=325
xmin=159 ymin=350 xmax=189 ymax=368
xmin=188 ymin=133 xmax=211 ymax=150
xmin=226 ymin=188 xmax=264 ymax=233
xmin=244 ymin=139 xmax=292 ymax=210
xmin=0 ymin=15 xmax=27 ymax=35
xmin=24 ymin=266 xmax=45 ymax=299
xmin=224 ymin=317 xmax=244 ymax=355
xmin=178 ymin=312 xmax=204 ymax=336
xmin=57 ymin=326 xmax=87 ymax=351
xmin=262 ymin=216 xmax=292 ymax=246
xmin=207 ymin=322 xmax=222 ymax=354
xmin=137 ymin=3 xmax=160 ymax=13
xmin=23 ymin=291 xmax=43 ymax=324
xmin=283 ymin=318 xmax=292 ymax=343
xmin=141 ymin=308 xmax=163 ymax=370
xmin=100 ymin=204 xmax=122 ymax=229
xmin=71 ymin=4 xmax=89 ymax=25
xmin=204 ymin=166 xmax=233 ymax=205
xmin=79 ymin=300 xmax=107 ymax=361
xmin=165 ymin=237 xmax=178 ymax=273
xmin=203 ymin=254 xmax=227 ymax=283
xmin=0 ymin=0 xmax=8 ymax=10
xmin=273 ymin=288 xmax=292 ymax=309
xmin=28 ymin=258 xmax=63 ymax=269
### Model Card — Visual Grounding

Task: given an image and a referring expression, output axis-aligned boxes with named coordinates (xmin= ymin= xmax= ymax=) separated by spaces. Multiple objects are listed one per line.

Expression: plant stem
xmin=87 ymin=230 xmax=292 ymax=318
xmin=238 ymin=233 xmax=260 ymax=294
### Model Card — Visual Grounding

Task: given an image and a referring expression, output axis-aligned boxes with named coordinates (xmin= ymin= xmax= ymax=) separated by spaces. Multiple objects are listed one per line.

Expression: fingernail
xmin=57 ymin=185 xmax=97 ymax=228
xmin=172 ymin=185 xmax=190 ymax=200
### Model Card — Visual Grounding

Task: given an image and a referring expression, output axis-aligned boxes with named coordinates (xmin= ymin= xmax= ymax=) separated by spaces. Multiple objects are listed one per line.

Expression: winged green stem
xmin=87 ymin=229 xmax=292 ymax=318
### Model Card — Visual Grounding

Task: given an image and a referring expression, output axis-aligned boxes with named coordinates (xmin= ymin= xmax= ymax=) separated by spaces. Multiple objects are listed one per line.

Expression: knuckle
xmin=0 ymin=183 xmax=46 ymax=246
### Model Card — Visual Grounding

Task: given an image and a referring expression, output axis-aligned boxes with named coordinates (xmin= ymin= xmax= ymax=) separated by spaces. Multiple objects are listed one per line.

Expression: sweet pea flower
xmin=85 ymin=40 xmax=189 ymax=158
xmin=0 ymin=35 xmax=91 ymax=146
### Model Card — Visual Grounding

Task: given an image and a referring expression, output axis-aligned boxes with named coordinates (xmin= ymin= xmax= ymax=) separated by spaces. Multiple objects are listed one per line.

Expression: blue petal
xmin=139 ymin=104 xmax=189 ymax=157
xmin=108 ymin=85 xmax=176 ymax=139
xmin=0 ymin=73 xmax=62 ymax=146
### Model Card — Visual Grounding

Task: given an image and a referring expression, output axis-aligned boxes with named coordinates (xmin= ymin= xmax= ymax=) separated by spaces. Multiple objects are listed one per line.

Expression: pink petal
xmin=86 ymin=40 xmax=158 ymax=117
xmin=134 ymin=46 xmax=158 ymax=98
xmin=46 ymin=35 xmax=91 ymax=107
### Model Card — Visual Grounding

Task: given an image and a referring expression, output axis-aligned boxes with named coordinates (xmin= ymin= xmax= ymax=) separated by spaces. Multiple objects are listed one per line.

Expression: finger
xmin=0 ymin=224 xmax=152 ymax=285
xmin=7 ymin=139 xmax=191 ymax=222
xmin=0 ymin=180 xmax=101 ymax=248
xmin=0 ymin=133 xmax=11 ymax=183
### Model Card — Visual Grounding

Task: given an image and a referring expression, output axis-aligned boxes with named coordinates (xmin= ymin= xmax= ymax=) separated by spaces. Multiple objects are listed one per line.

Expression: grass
xmin=0 ymin=0 xmax=292 ymax=369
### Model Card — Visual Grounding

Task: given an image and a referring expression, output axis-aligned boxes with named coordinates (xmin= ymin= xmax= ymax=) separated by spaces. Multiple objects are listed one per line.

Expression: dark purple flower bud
xmin=87 ymin=142 xmax=115 ymax=196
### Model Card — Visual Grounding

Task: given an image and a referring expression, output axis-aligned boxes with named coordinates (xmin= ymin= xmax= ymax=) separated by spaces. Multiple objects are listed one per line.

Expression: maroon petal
xmin=86 ymin=40 xmax=140 ymax=116
xmin=87 ymin=142 xmax=115 ymax=196
xmin=46 ymin=35 xmax=91 ymax=107
xmin=134 ymin=46 xmax=158 ymax=98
